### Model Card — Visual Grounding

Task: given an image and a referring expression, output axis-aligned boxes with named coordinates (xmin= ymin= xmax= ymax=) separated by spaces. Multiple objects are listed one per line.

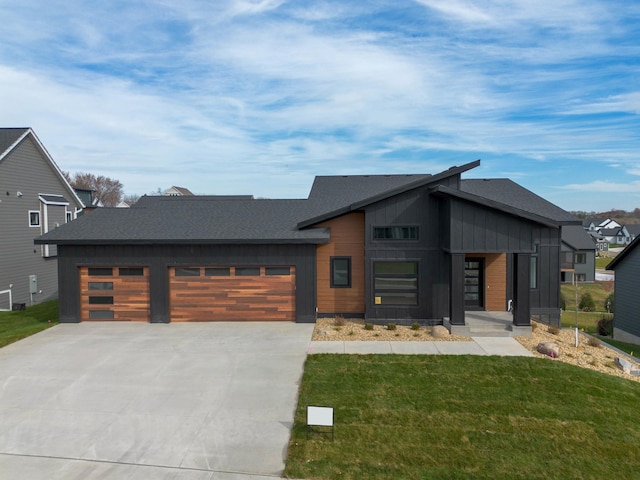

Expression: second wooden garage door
xmin=169 ymin=266 xmax=295 ymax=321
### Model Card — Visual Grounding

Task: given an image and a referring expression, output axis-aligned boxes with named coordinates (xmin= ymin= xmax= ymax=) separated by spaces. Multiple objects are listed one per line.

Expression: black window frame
xmin=205 ymin=267 xmax=231 ymax=276
xmin=175 ymin=267 xmax=201 ymax=277
xmin=88 ymin=282 xmax=113 ymax=291
xmin=373 ymin=226 xmax=419 ymax=241
xmin=265 ymin=267 xmax=291 ymax=276
xmin=88 ymin=267 xmax=113 ymax=276
xmin=373 ymin=261 xmax=418 ymax=306
xmin=574 ymin=253 xmax=587 ymax=264
xmin=235 ymin=267 xmax=260 ymax=276
xmin=89 ymin=296 xmax=114 ymax=305
xmin=330 ymin=257 xmax=351 ymax=288
xmin=119 ymin=267 xmax=144 ymax=276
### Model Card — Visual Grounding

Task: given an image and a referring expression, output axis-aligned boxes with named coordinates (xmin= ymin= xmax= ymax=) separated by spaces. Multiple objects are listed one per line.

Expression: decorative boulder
xmin=536 ymin=342 xmax=560 ymax=358
xmin=431 ymin=325 xmax=450 ymax=338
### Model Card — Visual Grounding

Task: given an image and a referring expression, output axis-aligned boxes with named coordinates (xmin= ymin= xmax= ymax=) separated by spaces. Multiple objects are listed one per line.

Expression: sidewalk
xmin=308 ymin=337 xmax=534 ymax=356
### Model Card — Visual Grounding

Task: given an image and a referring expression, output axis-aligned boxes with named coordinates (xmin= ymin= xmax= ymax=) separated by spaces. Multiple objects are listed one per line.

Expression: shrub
xmin=364 ymin=323 xmax=374 ymax=331
xmin=597 ymin=315 xmax=613 ymax=336
xmin=411 ymin=322 xmax=421 ymax=331
xmin=334 ymin=315 xmax=346 ymax=327
xmin=348 ymin=329 xmax=355 ymax=336
xmin=587 ymin=336 xmax=601 ymax=347
xmin=579 ymin=292 xmax=595 ymax=312
xmin=386 ymin=323 xmax=397 ymax=331
xmin=560 ymin=294 xmax=567 ymax=311
xmin=547 ymin=325 xmax=560 ymax=335
xmin=604 ymin=293 xmax=614 ymax=313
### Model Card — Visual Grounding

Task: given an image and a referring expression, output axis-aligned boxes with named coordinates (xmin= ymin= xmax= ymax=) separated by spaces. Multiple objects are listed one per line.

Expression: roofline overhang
xmin=606 ymin=234 xmax=640 ymax=270
xmin=2 ymin=128 xmax=87 ymax=209
xmin=297 ymin=159 xmax=481 ymax=229
xmin=34 ymin=237 xmax=330 ymax=246
xmin=430 ymin=184 xmax=570 ymax=228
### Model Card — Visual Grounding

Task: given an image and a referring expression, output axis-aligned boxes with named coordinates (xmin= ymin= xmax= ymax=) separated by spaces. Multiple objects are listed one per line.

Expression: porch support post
xmin=449 ymin=253 xmax=465 ymax=325
xmin=513 ymin=253 xmax=531 ymax=327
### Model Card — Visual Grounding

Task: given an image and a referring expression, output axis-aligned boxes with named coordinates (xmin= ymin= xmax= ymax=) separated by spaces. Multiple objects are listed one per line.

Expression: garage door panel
xmin=79 ymin=267 xmax=150 ymax=322
xmin=170 ymin=266 xmax=295 ymax=322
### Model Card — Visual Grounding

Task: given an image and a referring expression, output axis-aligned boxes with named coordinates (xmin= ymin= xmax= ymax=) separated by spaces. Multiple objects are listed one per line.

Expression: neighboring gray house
xmin=607 ymin=236 xmax=640 ymax=345
xmin=561 ymin=225 xmax=596 ymax=283
xmin=0 ymin=128 xmax=84 ymax=309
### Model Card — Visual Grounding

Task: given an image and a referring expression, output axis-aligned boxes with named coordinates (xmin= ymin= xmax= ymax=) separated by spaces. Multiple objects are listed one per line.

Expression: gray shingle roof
xmin=37 ymin=161 xmax=577 ymax=246
xmin=36 ymin=197 xmax=329 ymax=245
xmin=0 ymin=128 xmax=29 ymax=159
xmin=461 ymin=179 xmax=580 ymax=224
xmin=561 ymin=225 xmax=596 ymax=251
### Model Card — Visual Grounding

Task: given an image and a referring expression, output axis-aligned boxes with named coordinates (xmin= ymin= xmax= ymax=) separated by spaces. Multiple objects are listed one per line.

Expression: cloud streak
xmin=0 ymin=0 xmax=638 ymax=211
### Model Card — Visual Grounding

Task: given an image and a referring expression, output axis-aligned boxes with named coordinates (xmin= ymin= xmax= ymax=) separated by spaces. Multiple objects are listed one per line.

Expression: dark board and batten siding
xmin=362 ymin=182 xmax=562 ymax=325
xmin=614 ymin=246 xmax=640 ymax=341
xmin=56 ymin=244 xmax=316 ymax=323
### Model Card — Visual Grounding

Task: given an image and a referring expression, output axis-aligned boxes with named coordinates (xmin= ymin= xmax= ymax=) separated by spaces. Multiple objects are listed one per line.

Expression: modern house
xmin=560 ymin=225 xmax=596 ymax=283
xmin=606 ymin=236 xmax=640 ymax=345
xmin=0 ymin=128 xmax=84 ymax=309
xmin=36 ymin=160 xmax=580 ymax=330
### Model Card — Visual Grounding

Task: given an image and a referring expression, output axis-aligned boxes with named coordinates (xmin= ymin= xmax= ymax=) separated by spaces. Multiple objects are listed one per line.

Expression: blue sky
xmin=1 ymin=0 xmax=639 ymax=212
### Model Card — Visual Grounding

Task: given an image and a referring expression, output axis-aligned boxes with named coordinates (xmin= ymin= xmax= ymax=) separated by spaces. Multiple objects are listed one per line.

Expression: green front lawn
xmin=0 ymin=299 xmax=58 ymax=348
xmin=598 ymin=337 xmax=639 ymax=358
xmin=285 ymin=355 xmax=640 ymax=480
xmin=595 ymin=256 xmax=613 ymax=269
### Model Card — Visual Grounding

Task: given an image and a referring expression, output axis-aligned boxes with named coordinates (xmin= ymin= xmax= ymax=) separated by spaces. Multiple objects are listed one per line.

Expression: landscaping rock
xmin=536 ymin=342 xmax=560 ymax=358
xmin=319 ymin=329 xmax=335 ymax=336
xmin=431 ymin=325 xmax=450 ymax=338
xmin=615 ymin=357 xmax=640 ymax=376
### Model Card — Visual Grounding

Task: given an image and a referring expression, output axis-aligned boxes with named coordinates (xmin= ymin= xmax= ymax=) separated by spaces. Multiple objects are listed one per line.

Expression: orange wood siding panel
xmin=79 ymin=267 xmax=150 ymax=321
xmin=484 ymin=253 xmax=507 ymax=311
xmin=169 ymin=267 xmax=295 ymax=321
xmin=315 ymin=212 xmax=365 ymax=314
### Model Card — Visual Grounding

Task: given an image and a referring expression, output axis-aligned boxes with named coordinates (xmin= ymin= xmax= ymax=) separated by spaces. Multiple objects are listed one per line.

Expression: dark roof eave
xmin=298 ymin=160 xmax=481 ymax=228
xmin=606 ymin=235 xmax=640 ymax=270
xmin=34 ymin=237 xmax=329 ymax=246
xmin=430 ymin=184 xmax=565 ymax=228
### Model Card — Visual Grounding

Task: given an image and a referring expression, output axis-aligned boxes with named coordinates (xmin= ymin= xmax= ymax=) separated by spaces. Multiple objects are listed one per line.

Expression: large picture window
xmin=373 ymin=261 xmax=418 ymax=305
xmin=331 ymin=257 xmax=351 ymax=288
xmin=373 ymin=226 xmax=418 ymax=240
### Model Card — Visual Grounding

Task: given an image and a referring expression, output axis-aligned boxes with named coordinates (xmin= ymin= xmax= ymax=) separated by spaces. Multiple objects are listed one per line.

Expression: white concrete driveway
xmin=0 ymin=322 xmax=314 ymax=479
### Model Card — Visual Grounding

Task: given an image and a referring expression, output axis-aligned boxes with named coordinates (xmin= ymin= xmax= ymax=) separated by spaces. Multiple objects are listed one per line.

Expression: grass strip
xmin=285 ymin=354 xmax=640 ymax=480
xmin=0 ymin=299 xmax=58 ymax=348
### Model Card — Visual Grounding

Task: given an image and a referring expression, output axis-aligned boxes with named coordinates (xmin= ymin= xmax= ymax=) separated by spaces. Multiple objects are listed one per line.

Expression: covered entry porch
xmin=444 ymin=252 xmax=532 ymax=337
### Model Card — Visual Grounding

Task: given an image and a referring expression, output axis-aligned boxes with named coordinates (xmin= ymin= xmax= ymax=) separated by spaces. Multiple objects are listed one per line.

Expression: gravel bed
xmin=312 ymin=318 xmax=640 ymax=382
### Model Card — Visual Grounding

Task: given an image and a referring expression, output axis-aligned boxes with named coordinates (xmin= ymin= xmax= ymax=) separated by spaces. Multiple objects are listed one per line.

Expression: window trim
xmin=373 ymin=225 xmax=419 ymax=241
xmin=29 ymin=210 xmax=41 ymax=227
xmin=330 ymin=256 xmax=352 ymax=288
xmin=373 ymin=260 xmax=419 ymax=306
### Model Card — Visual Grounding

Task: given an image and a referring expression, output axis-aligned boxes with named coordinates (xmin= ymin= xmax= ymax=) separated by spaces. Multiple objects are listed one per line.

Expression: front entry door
xmin=464 ymin=258 xmax=484 ymax=310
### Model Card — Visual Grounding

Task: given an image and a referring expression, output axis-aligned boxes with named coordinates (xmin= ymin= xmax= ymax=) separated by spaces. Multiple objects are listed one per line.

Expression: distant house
xmin=607 ymin=236 xmax=640 ymax=345
xmin=164 ymin=186 xmax=193 ymax=196
xmin=626 ymin=224 xmax=640 ymax=243
xmin=0 ymin=128 xmax=84 ymax=309
xmin=600 ymin=226 xmax=631 ymax=245
xmin=583 ymin=218 xmax=621 ymax=231
xmin=38 ymin=160 xmax=580 ymax=330
xmin=560 ymin=225 xmax=596 ymax=283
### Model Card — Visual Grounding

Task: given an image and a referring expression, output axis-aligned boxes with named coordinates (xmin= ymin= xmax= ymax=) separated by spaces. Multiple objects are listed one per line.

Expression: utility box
xmin=29 ymin=275 xmax=38 ymax=294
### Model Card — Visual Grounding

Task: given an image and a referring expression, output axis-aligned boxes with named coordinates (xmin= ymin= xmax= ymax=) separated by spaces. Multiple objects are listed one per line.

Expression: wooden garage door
xmin=79 ymin=267 xmax=150 ymax=321
xmin=169 ymin=266 xmax=295 ymax=322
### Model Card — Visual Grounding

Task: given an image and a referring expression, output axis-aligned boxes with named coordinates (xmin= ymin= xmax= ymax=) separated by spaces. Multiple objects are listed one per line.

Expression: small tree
xmin=578 ymin=292 xmax=595 ymax=312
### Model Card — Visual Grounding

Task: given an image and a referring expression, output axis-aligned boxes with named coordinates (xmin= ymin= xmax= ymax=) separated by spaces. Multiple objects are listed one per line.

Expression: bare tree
xmin=64 ymin=171 xmax=124 ymax=207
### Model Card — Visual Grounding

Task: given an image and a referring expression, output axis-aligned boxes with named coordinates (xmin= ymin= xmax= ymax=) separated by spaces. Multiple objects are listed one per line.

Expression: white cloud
xmin=558 ymin=180 xmax=640 ymax=193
